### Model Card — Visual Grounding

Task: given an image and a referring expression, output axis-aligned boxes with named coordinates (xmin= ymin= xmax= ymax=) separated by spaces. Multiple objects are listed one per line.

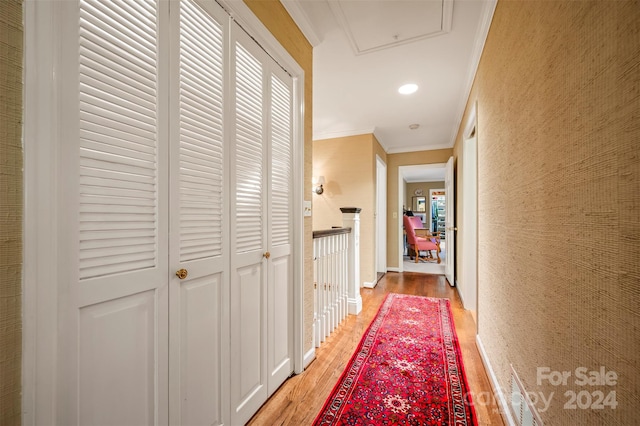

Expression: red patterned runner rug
xmin=313 ymin=293 xmax=477 ymax=425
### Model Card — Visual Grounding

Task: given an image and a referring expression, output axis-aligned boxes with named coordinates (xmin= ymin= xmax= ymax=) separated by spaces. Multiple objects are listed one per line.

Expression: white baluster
xmin=322 ymin=237 xmax=330 ymax=340
xmin=317 ymin=237 xmax=324 ymax=344
xmin=313 ymin=239 xmax=320 ymax=348
xmin=325 ymin=235 xmax=331 ymax=336
xmin=340 ymin=233 xmax=347 ymax=323
xmin=331 ymin=235 xmax=340 ymax=330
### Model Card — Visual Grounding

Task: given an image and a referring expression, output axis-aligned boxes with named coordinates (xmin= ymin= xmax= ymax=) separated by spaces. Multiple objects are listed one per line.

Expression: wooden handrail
xmin=312 ymin=227 xmax=352 ymax=239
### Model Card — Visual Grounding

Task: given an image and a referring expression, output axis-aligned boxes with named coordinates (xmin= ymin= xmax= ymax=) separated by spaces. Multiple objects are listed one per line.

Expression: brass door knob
xmin=263 ymin=252 xmax=271 ymax=259
xmin=176 ymin=269 xmax=188 ymax=279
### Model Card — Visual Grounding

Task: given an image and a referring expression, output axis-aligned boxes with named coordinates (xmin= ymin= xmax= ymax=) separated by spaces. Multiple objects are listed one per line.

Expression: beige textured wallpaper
xmin=0 ymin=1 xmax=23 ymax=424
xmin=244 ymin=0 xmax=315 ymax=352
xmin=453 ymin=1 xmax=639 ymax=423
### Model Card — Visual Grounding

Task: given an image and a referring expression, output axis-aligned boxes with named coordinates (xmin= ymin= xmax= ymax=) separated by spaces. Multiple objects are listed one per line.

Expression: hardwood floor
xmin=247 ymin=272 xmax=505 ymax=426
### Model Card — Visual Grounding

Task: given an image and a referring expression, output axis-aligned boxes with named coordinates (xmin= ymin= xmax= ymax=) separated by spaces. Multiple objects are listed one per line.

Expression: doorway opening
xmin=429 ymin=189 xmax=446 ymax=235
xmin=374 ymin=155 xmax=387 ymax=286
xmin=398 ymin=164 xmax=447 ymax=276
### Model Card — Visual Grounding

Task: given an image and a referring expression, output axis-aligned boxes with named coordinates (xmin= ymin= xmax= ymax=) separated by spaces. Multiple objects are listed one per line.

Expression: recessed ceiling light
xmin=398 ymin=83 xmax=418 ymax=95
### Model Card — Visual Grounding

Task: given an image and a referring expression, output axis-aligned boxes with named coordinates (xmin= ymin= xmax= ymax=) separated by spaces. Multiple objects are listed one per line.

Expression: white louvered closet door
xmin=51 ymin=1 xmax=293 ymax=424
xmin=229 ymin=27 xmax=268 ymax=425
xmin=266 ymin=66 xmax=294 ymax=396
xmin=57 ymin=0 xmax=169 ymax=424
xmin=229 ymin=23 xmax=294 ymax=426
xmin=168 ymin=1 xmax=228 ymax=425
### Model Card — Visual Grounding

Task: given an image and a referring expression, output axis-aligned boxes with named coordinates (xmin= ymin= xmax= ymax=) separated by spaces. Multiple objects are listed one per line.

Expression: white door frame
xmin=375 ymin=155 xmax=387 ymax=282
xmin=444 ymin=157 xmax=455 ymax=287
xmin=461 ymin=103 xmax=478 ymax=324
xmin=22 ymin=1 xmax=306 ymax=423
xmin=397 ymin=164 xmax=447 ymax=272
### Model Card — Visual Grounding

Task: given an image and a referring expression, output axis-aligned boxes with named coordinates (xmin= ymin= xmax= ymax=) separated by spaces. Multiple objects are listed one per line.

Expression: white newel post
xmin=341 ymin=207 xmax=362 ymax=315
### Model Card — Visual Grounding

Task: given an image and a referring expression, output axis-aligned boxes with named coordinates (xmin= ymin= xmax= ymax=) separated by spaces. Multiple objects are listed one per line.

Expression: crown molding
xmin=280 ymin=0 xmax=322 ymax=47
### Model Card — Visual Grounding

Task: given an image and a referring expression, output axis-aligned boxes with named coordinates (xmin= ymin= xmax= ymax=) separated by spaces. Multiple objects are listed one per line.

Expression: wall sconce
xmin=313 ymin=176 xmax=325 ymax=195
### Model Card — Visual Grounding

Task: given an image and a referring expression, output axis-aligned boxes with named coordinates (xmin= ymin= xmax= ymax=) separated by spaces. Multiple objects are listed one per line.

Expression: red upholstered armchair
xmin=403 ymin=215 xmax=441 ymax=264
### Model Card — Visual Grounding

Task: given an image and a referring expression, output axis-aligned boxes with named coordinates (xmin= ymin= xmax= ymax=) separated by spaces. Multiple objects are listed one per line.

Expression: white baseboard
xmin=387 ymin=267 xmax=400 ymax=272
xmin=475 ymin=334 xmax=516 ymax=426
xmin=348 ymin=296 xmax=362 ymax=315
xmin=303 ymin=347 xmax=316 ymax=370
xmin=363 ymin=281 xmax=376 ymax=288
xmin=457 ymin=285 xmax=466 ymax=307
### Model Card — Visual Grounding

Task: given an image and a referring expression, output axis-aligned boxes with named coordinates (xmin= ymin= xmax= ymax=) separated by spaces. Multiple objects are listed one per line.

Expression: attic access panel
xmin=328 ymin=0 xmax=453 ymax=55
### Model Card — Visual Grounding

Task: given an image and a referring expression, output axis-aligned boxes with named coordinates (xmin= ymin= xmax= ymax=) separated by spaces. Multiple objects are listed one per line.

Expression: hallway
xmin=248 ymin=272 xmax=504 ymax=425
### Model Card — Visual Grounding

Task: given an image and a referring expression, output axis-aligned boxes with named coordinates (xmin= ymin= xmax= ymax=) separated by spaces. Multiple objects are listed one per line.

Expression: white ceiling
xmin=282 ymin=0 xmax=496 ymax=156
xmin=401 ymin=164 xmax=446 ymax=183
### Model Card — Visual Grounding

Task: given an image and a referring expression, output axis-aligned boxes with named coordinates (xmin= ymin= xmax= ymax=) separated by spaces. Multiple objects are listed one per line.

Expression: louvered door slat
xmin=80 ymin=229 xmax=156 ymax=241
xmin=80 ymin=202 xmax=155 ymax=214
xmin=78 ymin=0 xmax=159 ymax=280
xmin=80 ymin=53 xmax=156 ymax=101
xmin=81 ymin=217 xmax=156 ymax=230
xmin=78 ymin=30 xmax=155 ymax=80
xmin=180 ymin=49 xmax=223 ymax=85
xmin=180 ymin=143 xmax=223 ymax=162
xmin=80 ymin=236 xmax=155 ymax=250
xmin=80 ymin=119 xmax=156 ymax=148
xmin=178 ymin=0 xmax=224 ymax=262
xmin=80 ymin=150 xmax=155 ymax=173
xmin=80 ymin=72 xmax=155 ymax=113
xmin=181 ymin=93 xmax=223 ymax=120
xmin=79 ymin=172 xmax=154 ymax=191
xmin=270 ymin=74 xmax=292 ymax=247
xmin=81 ymin=139 xmax=155 ymax=162
xmin=80 ymin=243 xmax=156 ymax=259
xmin=181 ymin=130 xmax=223 ymax=153
xmin=80 ymin=252 xmax=156 ymax=274
xmin=79 ymin=101 xmax=155 ymax=133
xmin=79 ymin=6 xmax=156 ymax=70
xmin=80 ymin=88 xmax=156 ymax=126
xmin=84 ymin=0 xmax=156 ymax=50
xmin=181 ymin=138 xmax=222 ymax=161
xmin=234 ymin=43 xmax=263 ymax=254
xmin=80 ymin=195 xmax=156 ymax=207
xmin=179 ymin=159 xmax=222 ymax=176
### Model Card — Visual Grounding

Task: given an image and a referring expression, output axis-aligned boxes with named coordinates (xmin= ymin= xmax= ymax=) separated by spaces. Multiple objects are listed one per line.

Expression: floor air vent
xmin=510 ymin=365 xmax=544 ymax=426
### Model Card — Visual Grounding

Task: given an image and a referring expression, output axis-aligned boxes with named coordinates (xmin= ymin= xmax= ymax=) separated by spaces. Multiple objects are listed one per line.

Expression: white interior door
xmin=445 ymin=156 xmax=455 ymax=286
xmin=462 ymin=132 xmax=478 ymax=321
xmin=57 ymin=1 xmax=169 ymax=423
xmin=229 ymin=27 xmax=269 ymax=425
xmin=229 ymin=23 xmax=294 ymax=425
xmin=168 ymin=1 xmax=229 ymax=424
xmin=266 ymin=67 xmax=294 ymax=394
xmin=30 ymin=2 xmax=299 ymax=424
xmin=376 ymin=156 xmax=387 ymax=278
